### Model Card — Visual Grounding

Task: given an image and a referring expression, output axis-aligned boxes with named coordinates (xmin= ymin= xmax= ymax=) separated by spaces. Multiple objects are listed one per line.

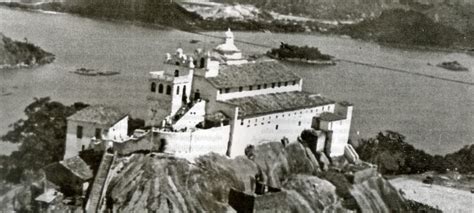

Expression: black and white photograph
xmin=0 ymin=0 xmax=473 ymax=212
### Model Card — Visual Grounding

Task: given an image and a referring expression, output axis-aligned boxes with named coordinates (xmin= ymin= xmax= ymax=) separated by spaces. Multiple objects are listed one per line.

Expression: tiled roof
xmin=35 ymin=189 xmax=60 ymax=203
xmin=319 ymin=112 xmax=346 ymax=122
xmin=223 ymin=91 xmax=335 ymax=118
xmin=206 ymin=61 xmax=301 ymax=88
xmin=68 ymin=105 xmax=127 ymax=126
xmin=60 ymin=156 xmax=94 ymax=180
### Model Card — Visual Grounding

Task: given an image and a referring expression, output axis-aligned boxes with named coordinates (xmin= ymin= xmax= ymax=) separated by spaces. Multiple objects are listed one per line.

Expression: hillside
xmin=0 ymin=33 xmax=54 ymax=69
xmin=104 ymin=142 xmax=433 ymax=212
xmin=219 ymin=0 xmax=416 ymax=20
xmin=338 ymin=9 xmax=466 ymax=47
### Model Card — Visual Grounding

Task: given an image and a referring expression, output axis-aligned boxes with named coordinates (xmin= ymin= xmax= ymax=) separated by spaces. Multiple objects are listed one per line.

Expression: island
xmin=436 ymin=61 xmax=469 ymax=72
xmin=0 ymin=33 xmax=55 ymax=69
xmin=267 ymin=42 xmax=335 ymax=65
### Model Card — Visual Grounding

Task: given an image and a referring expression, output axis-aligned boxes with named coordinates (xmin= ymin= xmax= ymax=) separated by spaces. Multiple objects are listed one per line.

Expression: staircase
xmin=85 ymin=151 xmax=115 ymax=213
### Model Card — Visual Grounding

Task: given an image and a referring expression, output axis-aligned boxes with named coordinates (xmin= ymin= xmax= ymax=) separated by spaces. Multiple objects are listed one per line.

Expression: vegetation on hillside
xmin=338 ymin=9 xmax=465 ymax=47
xmin=0 ymin=98 xmax=147 ymax=184
xmin=0 ymin=33 xmax=55 ymax=68
xmin=355 ymin=131 xmax=474 ymax=175
xmin=0 ymin=98 xmax=88 ymax=183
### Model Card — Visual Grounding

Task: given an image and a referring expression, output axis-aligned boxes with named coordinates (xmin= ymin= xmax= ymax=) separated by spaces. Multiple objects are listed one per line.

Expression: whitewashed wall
xmin=228 ymin=103 xmax=335 ymax=157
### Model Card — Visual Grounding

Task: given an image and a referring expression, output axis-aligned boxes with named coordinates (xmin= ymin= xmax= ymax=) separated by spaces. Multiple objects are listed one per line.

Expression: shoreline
xmin=1 ymin=4 xmax=471 ymax=54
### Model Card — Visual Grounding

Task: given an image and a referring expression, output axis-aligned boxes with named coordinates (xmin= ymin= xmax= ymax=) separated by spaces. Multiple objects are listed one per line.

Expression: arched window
xmin=174 ymin=70 xmax=179 ymax=77
xmin=166 ymin=85 xmax=172 ymax=95
xmin=176 ymin=86 xmax=180 ymax=95
xmin=175 ymin=62 xmax=180 ymax=66
xmin=158 ymin=84 xmax=164 ymax=93
xmin=182 ymin=85 xmax=187 ymax=103
xmin=151 ymin=82 xmax=156 ymax=92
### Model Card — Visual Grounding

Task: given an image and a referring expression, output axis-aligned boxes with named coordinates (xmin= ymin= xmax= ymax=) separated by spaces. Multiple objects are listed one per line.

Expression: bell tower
xmin=147 ymin=53 xmax=194 ymax=127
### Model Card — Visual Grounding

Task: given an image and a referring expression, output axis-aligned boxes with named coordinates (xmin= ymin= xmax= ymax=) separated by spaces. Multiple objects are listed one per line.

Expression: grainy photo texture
xmin=0 ymin=0 xmax=473 ymax=212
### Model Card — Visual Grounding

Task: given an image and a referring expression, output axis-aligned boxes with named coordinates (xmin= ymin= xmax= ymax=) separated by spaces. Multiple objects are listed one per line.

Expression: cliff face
xmin=105 ymin=142 xmax=414 ymax=212
xmin=0 ymin=33 xmax=55 ymax=69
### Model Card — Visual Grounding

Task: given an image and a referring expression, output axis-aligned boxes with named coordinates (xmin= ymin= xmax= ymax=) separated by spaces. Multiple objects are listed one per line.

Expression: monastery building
xmin=64 ymin=29 xmax=353 ymax=159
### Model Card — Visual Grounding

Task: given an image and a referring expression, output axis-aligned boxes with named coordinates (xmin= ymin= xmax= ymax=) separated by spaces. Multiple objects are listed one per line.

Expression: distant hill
xmin=213 ymin=0 xmax=402 ymax=20
xmin=338 ymin=9 xmax=465 ymax=47
xmin=0 ymin=33 xmax=54 ymax=69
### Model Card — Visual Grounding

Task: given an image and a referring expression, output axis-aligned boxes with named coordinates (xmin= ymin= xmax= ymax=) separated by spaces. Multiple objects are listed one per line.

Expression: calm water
xmin=0 ymin=7 xmax=472 ymax=155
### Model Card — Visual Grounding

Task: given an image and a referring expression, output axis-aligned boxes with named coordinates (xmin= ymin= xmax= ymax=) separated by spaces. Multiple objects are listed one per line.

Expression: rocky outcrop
xmin=103 ymin=142 xmax=421 ymax=212
xmin=0 ymin=33 xmax=55 ymax=69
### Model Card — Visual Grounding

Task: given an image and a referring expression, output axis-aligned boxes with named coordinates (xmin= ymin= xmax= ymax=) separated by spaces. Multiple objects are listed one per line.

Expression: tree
xmin=1 ymin=97 xmax=88 ymax=183
xmin=355 ymin=130 xmax=474 ymax=175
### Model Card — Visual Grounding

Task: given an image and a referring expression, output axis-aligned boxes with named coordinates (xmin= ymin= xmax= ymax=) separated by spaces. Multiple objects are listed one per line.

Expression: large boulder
xmin=104 ymin=142 xmax=421 ymax=212
xmin=283 ymin=175 xmax=349 ymax=212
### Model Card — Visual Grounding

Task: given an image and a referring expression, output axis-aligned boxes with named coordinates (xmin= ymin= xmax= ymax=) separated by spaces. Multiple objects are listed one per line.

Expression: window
xmin=249 ymin=86 xmax=253 ymax=91
xmin=151 ymin=82 xmax=156 ymax=92
xmin=239 ymin=86 xmax=243 ymax=92
xmin=277 ymin=82 xmax=281 ymax=87
xmin=241 ymin=120 xmax=244 ymax=125
xmin=76 ymin=126 xmax=83 ymax=139
xmin=174 ymin=70 xmax=179 ymax=77
xmin=298 ymin=121 xmax=301 ymax=126
xmin=175 ymin=62 xmax=180 ymax=66
xmin=272 ymin=83 xmax=275 ymax=88
xmin=285 ymin=82 xmax=288 ymax=86
xmin=166 ymin=85 xmax=172 ymax=95
xmin=263 ymin=84 xmax=267 ymax=89
xmin=293 ymin=81 xmax=296 ymax=85
xmin=219 ymin=89 xmax=222 ymax=94
xmin=158 ymin=84 xmax=163 ymax=93
xmin=199 ymin=57 xmax=206 ymax=68
xmin=176 ymin=86 xmax=180 ymax=95
xmin=225 ymin=88 xmax=230 ymax=93
xmin=257 ymin=85 xmax=261 ymax=90
xmin=95 ymin=128 xmax=102 ymax=139
xmin=275 ymin=125 xmax=279 ymax=130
